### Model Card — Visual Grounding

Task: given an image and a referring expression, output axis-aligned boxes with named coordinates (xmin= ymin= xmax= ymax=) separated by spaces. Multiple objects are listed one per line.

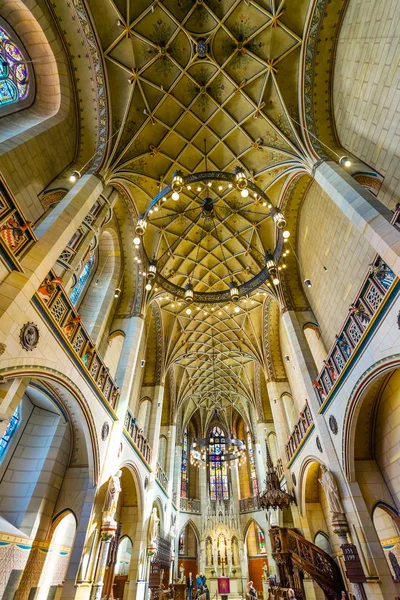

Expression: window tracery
xmin=209 ymin=426 xmax=229 ymax=500
xmin=181 ymin=428 xmax=188 ymax=498
xmin=0 ymin=24 xmax=30 ymax=108
xmin=70 ymin=253 xmax=95 ymax=305
xmin=0 ymin=407 xmax=19 ymax=460
xmin=247 ymin=431 xmax=259 ymax=496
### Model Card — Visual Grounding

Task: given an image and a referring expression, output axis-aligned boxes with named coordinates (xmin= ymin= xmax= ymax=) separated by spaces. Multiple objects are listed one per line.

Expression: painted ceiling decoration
xmin=82 ymin=0 xmax=331 ymax=420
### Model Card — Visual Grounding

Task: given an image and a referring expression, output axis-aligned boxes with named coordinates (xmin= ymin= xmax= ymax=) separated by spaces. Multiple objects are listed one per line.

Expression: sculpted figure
xmin=319 ymin=465 xmax=344 ymax=515
xmin=148 ymin=506 xmax=160 ymax=546
xmin=103 ymin=470 xmax=122 ymax=523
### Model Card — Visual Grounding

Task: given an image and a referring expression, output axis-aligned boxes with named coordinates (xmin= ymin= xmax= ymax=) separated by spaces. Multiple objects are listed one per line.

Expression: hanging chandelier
xmin=133 ymin=167 xmax=290 ymax=303
xmin=190 ymin=433 xmax=247 ymax=468
xmin=258 ymin=440 xmax=296 ymax=511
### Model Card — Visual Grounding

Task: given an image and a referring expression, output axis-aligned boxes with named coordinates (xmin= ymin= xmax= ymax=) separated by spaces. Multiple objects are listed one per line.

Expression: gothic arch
xmin=0 ymin=365 xmax=101 ymax=484
xmin=342 ymin=356 xmax=400 ymax=481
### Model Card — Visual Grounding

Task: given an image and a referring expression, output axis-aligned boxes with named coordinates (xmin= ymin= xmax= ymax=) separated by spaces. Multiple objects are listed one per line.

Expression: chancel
xmin=0 ymin=1 xmax=399 ymax=600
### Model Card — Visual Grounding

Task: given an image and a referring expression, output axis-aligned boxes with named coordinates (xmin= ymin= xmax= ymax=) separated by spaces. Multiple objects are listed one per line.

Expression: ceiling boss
xmin=134 ymin=166 xmax=290 ymax=306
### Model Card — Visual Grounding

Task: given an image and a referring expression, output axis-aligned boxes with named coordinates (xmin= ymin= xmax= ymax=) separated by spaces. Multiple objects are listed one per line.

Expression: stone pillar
xmin=173 ymin=444 xmax=183 ymax=507
xmin=147 ymin=384 xmax=165 ymax=470
xmin=256 ymin=423 xmax=268 ymax=471
xmin=165 ymin=425 xmax=177 ymax=497
xmin=0 ymin=378 xmax=28 ymax=437
xmin=266 ymin=381 xmax=291 ymax=463
xmin=0 ymin=174 xmax=104 ymax=334
xmin=90 ymin=471 xmax=122 ymax=600
xmin=114 ymin=315 xmax=145 ymax=420
xmin=314 ymin=160 xmax=400 ymax=277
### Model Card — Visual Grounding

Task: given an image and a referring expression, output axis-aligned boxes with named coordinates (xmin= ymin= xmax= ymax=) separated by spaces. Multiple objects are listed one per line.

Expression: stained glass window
xmin=0 ymin=407 xmax=19 ymax=460
xmin=257 ymin=526 xmax=266 ymax=554
xmin=0 ymin=25 xmax=30 ymax=107
xmin=70 ymin=253 xmax=95 ymax=305
xmin=179 ymin=530 xmax=185 ymax=555
xmin=180 ymin=428 xmax=188 ymax=498
xmin=247 ymin=431 xmax=259 ymax=496
xmin=209 ymin=426 xmax=229 ymax=500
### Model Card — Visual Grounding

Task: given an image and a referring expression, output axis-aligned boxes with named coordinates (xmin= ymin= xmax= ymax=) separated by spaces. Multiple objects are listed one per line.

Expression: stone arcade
xmin=0 ymin=1 xmax=399 ymax=600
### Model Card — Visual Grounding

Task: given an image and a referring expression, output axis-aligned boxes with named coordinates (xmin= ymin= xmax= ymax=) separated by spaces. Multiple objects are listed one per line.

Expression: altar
xmin=207 ymin=576 xmax=246 ymax=600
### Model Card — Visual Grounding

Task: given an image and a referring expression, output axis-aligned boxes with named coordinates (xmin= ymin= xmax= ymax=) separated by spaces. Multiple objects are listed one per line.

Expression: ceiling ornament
xmin=134 ymin=168 xmax=290 ymax=303
xmin=190 ymin=428 xmax=246 ymax=467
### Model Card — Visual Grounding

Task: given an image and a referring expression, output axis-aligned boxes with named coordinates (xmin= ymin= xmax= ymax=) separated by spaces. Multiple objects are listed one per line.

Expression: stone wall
xmin=333 ymin=0 xmax=400 ymax=209
xmin=298 ymin=180 xmax=376 ymax=350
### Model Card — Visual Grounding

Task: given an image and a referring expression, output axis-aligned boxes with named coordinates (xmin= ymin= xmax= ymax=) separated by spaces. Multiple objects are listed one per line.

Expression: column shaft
xmin=315 ymin=160 xmax=400 ymax=276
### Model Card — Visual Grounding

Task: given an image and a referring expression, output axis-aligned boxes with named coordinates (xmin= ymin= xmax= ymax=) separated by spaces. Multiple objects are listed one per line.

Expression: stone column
xmin=256 ymin=423 xmax=268 ymax=471
xmin=114 ymin=315 xmax=145 ymax=420
xmin=165 ymin=425 xmax=177 ymax=497
xmin=314 ymin=160 xmax=400 ymax=277
xmin=90 ymin=471 xmax=122 ymax=600
xmin=266 ymin=380 xmax=291 ymax=463
xmin=147 ymin=384 xmax=165 ymax=470
xmin=0 ymin=174 xmax=104 ymax=335
xmin=173 ymin=444 xmax=183 ymax=508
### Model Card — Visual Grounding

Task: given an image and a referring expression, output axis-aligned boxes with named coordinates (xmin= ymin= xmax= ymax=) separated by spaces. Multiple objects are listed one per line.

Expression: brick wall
xmin=333 ymin=0 xmax=400 ymax=209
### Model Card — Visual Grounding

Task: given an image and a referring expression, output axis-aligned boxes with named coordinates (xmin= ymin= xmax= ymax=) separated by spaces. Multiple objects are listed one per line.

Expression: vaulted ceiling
xmin=85 ymin=0 xmax=317 ymax=427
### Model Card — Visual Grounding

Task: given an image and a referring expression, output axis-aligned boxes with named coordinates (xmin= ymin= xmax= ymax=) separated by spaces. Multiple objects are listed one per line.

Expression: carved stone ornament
xmin=0 ymin=342 xmax=6 ymax=356
xmin=316 ymin=436 xmax=323 ymax=452
xmin=329 ymin=415 xmax=338 ymax=435
xmin=101 ymin=421 xmax=110 ymax=441
xmin=20 ymin=322 xmax=39 ymax=351
xmin=291 ymin=472 xmax=296 ymax=487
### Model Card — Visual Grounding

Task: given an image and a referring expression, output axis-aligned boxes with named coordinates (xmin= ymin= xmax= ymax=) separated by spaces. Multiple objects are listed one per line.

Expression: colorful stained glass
xmin=0 ymin=408 xmax=19 ymax=460
xmin=180 ymin=428 xmax=188 ymax=498
xmin=257 ymin=527 xmax=266 ymax=554
xmin=0 ymin=24 xmax=30 ymax=106
xmin=70 ymin=254 xmax=95 ymax=305
xmin=247 ymin=431 xmax=259 ymax=496
xmin=179 ymin=530 xmax=185 ymax=555
xmin=209 ymin=426 xmax=229 ymax=500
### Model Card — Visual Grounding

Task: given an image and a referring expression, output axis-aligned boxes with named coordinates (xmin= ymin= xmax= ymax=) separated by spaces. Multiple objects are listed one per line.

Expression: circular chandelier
xmin=190 ymin=433 xmax=247 ymax=468
xmin=133 ymin=168 xmax=290 ymax=303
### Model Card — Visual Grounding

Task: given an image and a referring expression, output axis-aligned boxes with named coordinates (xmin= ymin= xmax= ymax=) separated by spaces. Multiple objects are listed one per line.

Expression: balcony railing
xmin=285 ymin=401 xmax=314 ymax=462
xmin=34 ymin=273 xmax=120 ymax=410
xmin=313 ymin=253 xmax=396 ymax=406
xmin=156 ymin=462 xmax=169 ymax=491
xmin=124 ymin=410 xmax=152 ymax=465
xmin=239 ymin=496 xmax=260 ymax=513
xmin=180 ymin=497 xmax=201 ymax=513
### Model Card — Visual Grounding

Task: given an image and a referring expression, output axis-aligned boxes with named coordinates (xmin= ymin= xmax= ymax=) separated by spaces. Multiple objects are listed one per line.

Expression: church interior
xmin=0 ymin=0 xmax=399 ymax=599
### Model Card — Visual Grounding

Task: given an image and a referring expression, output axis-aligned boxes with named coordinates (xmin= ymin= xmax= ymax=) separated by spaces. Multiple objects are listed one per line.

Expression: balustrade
xmin=180 ymin=497 xmax=201 ymax=513
xmin=156 ymin=462 xmax=169 ymax=491
xmin=124 ymin=410 xmax=152 ymax=465
xmin=0 ymin=177 xmax=35 ymax=270
xmin=285 ymin=401 xmax=313 ymax=462
xmin=35 ymin=272 xmax=120 ymax=409
xmin=313 ymin=252 xmax=396 ymax=406
xmin=239 ymin=496 xmax=260 ymax=513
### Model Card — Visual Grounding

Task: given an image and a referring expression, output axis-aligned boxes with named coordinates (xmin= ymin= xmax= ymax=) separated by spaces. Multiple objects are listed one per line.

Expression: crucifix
xmin=221 ymin=557 xmax=226 ymax=577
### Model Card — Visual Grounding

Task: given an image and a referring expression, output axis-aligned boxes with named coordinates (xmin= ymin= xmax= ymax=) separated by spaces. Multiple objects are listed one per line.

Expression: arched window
xmin=246 ymin=431 xmax=259 ymax=496
xmin=70 ymin=253 xmax=95 ymax=305
xmin=209 ymin=426 xmax=229 ymax=500
xmin=257 ymin=525 xmax=266 ymax=554
xmin=0 ymin=407 xmax=19 ymax=460
xmin=0 ymin=20 xmax=33 ymax=114
xmin=181 ymin=428 xmax=188 ymax=498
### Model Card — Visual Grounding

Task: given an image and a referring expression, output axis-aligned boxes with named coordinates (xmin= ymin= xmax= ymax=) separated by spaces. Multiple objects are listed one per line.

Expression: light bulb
xmin=69 ymin=173 xmax=77 ymax=183
xmin=241 ymin=188 xmax=249 ymax=198
xmin=187 ymin=185 xmax=192 ymax=190
xmin=273 ymin=277 xmax=280 ymax=285
xmin=133 ymin=237 xmax=141 ymax=245
xmin=145 ymin=283 xmax=152 ymax=291
xmin=186 ymin=308 xmax=192 ymax=315
xmin=162 ymin=196 xmax=167 ymax=202
xmin=234 ymin=306 xmax=240 ymax=314
xmin=283 ymin=230 xmax=290 ymax=239
xmin=172 ymin=191 xmax=180 ymax=201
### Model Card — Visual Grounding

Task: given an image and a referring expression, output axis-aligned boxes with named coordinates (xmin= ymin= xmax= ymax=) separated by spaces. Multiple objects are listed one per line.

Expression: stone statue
xmin=169 ymin=522 xmax=176 ymax=540
xmin=148 ymin=507 xmax=160 ymax=546
xmin=262 ymin=561 xmax=269 ymax=580
xmin=103 ymin=470 xmax=122 ymax=523
xmin=179 ymin=563 xmax=185 ymax=582
xmin=319 ymin=465 xmax=344 ymax=516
